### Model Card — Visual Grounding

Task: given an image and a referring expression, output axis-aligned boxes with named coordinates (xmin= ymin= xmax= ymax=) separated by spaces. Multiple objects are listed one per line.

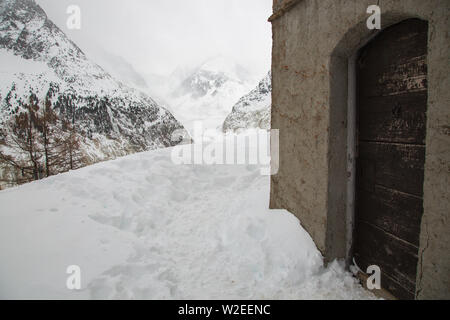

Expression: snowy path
xmin=0 ymin=139 xmax=375 ymax=299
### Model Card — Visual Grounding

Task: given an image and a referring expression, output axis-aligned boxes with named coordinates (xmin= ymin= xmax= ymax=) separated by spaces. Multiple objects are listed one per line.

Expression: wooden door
xmin=354 ymin=19 xmax=428 ymax=300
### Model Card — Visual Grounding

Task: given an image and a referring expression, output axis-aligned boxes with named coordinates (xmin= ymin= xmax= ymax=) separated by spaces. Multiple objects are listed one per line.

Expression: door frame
xmin=321 ymin=7 xmax=447 ymax=299
xmin=345 ymin=19 xmax=430 ymax=300
xmin=345 ymin=33 xmax=380 ymax=265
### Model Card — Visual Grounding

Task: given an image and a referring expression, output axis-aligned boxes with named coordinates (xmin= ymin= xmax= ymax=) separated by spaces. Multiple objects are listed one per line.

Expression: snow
xmin=0 ymin=134 xmax=376 ymax=300
xmin=223 ymin=72 xmax=271 ymax=132
xmin=170 ymin=81 xmax=250 ymax=134
xmin=0 ymin=50 xmax=58 ymax=109
xmin=166 ymin=56 xmax=256 ymax=134
xmin=199 ymin=55 xmax=249 ymax=83
xmin=0 ymin=50 xmax=47 ymax=75
xmin=0 ymin=40 xmax=185 ymax=163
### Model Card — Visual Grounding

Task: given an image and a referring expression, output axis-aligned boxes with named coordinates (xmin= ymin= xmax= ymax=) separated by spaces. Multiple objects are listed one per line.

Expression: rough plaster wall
xmin=270 ymin=0 xmax=449 ymax=299
xmin=415 ymin=1 xmax=450 ymax=300
xmin=270 ymin=0 xmax=330 ymax=253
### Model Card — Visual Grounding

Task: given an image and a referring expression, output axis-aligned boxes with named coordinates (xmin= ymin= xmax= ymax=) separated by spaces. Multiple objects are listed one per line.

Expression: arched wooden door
xmin=354 ymin=19 xmax=428 ymax=300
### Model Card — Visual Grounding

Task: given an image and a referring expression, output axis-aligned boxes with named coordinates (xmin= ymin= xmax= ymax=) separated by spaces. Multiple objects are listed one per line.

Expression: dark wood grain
xmin=357 ymin=184 xmax=423 ymax=246
xmin=354 ymin=222 xmax=418 ymax=298
xmin=359 ymin=91 xmax=427 ymax=144
xmin=358 ymin=141 xmax=425 ymax=197
xmin=354 ymin=18 xmax=428 ymax=300
xmin=359 ymin=55 xmax=427 ymax=97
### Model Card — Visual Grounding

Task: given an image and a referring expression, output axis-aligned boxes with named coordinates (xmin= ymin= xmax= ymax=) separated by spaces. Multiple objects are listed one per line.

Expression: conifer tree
xmin=0 ymin=91 xmax=85 ymax=186
xmin=0 ymin=94 xmax=43 ymax=183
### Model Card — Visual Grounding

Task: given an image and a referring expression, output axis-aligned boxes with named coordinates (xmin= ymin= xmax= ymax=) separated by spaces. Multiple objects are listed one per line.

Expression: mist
xmin=36 ymin=0 xmax=272 ymax=79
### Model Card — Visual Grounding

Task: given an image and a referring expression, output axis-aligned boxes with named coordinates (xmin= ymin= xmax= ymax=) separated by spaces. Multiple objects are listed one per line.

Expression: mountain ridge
xmin=223 ymin=71 xmax=271 ymax=132
xmin=167 ymin=56 xmax=255 ymax=134
xmin=0 ymin=0 xmax=188 ymax=162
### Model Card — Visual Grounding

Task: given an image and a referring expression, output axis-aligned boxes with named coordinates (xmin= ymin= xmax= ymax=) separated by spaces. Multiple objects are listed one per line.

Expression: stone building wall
xmin=269 ymin=0 xmax=449 ymax=299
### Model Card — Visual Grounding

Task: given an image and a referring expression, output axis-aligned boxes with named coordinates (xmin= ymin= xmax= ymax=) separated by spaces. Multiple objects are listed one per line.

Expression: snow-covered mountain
xmin=0 ymin=0 xmax=188 ymax=162
xmin=223 ymin=71 xmax=271 ymax=132
xmin=167 ymin=56 xmax=256 ymax=134
xmin=90 ymin=49 xmax=149 ymax=92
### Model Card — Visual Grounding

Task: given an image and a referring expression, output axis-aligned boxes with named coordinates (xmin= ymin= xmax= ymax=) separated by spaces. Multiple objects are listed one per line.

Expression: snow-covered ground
xmin=0 ymin=134 xmax=376 ymax=300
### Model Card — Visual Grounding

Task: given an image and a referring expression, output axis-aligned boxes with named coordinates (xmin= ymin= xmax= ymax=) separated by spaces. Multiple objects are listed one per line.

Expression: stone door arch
xmin=353 ymin=18 xmax=428 ymax=300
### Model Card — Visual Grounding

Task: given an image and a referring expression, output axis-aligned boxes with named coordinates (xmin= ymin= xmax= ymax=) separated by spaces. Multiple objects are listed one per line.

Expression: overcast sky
xmin=37 ymin=0 xmax=273 ymax=78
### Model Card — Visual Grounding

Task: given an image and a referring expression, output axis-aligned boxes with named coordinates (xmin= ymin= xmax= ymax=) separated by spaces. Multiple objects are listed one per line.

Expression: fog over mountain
xmin=36 ymin=0 xmax=272 ymax=81
xmin=165 ymin=56 xmax=257 ymax=134
xmin=92 ymin=49 xmax=149 ymax=91
xmin=31 ymin=0 xmax=272 ymax=135
xmin=0 ymin=0 xmax=188 ymax=174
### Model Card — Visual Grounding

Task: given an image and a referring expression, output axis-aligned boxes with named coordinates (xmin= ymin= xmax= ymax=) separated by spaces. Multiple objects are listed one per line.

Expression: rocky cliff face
xmin=0 ymin=0 xmax=188 ymax=161
xmin=222 ymin=72 xmax=271 ymax=132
